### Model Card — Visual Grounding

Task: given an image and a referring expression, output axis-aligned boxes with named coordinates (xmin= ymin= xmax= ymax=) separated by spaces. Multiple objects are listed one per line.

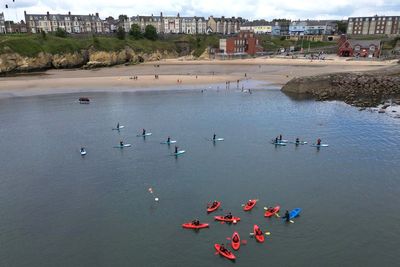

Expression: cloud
xmin=1 ymin=0 xmax=400 ymax=21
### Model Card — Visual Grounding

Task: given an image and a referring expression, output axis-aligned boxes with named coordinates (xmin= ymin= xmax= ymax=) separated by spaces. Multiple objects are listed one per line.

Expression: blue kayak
xmin=285 ymin=208 xmax=301 ymax=220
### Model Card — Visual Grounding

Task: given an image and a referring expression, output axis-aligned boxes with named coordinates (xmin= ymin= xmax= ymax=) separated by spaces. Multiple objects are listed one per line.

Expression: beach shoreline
xmin=0 ymin=56 xmax=397 ymax=99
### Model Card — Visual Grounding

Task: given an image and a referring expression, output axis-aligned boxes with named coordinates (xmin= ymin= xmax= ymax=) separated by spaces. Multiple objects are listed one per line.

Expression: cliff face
xmin=281 ymin=66 xmax=400 ymax=107
xmin=0 ymin=48 xmax=178 ymax=74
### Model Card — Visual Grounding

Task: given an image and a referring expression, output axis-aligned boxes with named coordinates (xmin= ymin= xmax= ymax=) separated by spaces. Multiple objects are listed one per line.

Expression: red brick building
xmin=337 ymin=35 xmax=381 ymax=58
xmin=219 ymin=30 xmax=263 ymax=56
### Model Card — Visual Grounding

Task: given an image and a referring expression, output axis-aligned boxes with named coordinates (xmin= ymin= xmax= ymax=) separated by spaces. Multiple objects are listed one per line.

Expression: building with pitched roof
xmin=338 ymin=36 xmax=381 ymax=57
xmin=24 ymin=11 xmax=103 ymax=34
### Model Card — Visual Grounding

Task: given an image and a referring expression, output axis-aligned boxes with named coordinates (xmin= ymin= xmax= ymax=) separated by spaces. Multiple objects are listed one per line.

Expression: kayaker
xmin=295 ymin=138 xmax=300 ymax=144
xmin=212 ymin=201 xmax=218 ymax=207
xmin=267 ymin=206 xmax=274 ymax=212
xmin=225 ymin=212 xmax=233 ymax=219
xmin=142 ymin=128 xmax=146 ymax=135
xmin=219 ymin=244 xmax=227 ymax=253
xmin=247 ymin=200 xmax=253 ymax=206
xmin=167 ymin=136 xmax=171 ymax=143
xmin=317 ymin=138 xmax=321 ymax=145
xmin=174 ymin=146 xmax=178 ymax=154
xmin=255 ymin=228 xmax=263 ymax=236
xmin=283 ymin=210 xmax=290 ymax=222
xmin=232 ymin=235 xmax=239 ymax=243
xmin=213 ymin=133 xmax=216 ymax=141
xmin=120 ymin=141 xmax=123 ymax=146
xmin=192 ymin=219 xmax=200 ymax=226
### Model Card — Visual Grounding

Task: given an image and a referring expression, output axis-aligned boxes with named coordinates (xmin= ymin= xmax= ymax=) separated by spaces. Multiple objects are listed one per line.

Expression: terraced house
xmin=207 ymin=16 xmax=244 ymax=34
xmin=24 ymin=11 xmax=103 ymax=33
xmin=0 ymin=12 xmax=5 ymax=33
xmin=347 ymin=15 xmax=400 ymax=35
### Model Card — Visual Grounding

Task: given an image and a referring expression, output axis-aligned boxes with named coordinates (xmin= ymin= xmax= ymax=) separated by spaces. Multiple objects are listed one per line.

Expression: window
xmin=354 ymin=45 xmax=361 ymax=51
xmin=370 ymin=46 xmax=375 ymax=51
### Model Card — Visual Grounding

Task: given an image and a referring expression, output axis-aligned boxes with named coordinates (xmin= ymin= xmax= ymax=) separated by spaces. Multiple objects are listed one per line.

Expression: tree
xmin=144 ymin=25 xmax=157 ymax=41
xmin=41 ymin=30 xmax=47 ymax=39
xmin=129 ymin=24 xmax=142 ymax=39
xmin=55 ymin=28 xmax=67 ymax=38
xmin=336 ymin=21 xmax=348 ymax=34
xmin=118 ymin=14 xmax=128 ymax=21
xmin=116 ymin=26 xmax=125 ymax=40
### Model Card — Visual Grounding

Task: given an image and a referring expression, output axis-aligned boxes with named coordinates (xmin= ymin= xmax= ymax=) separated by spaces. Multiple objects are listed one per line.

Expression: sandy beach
xmin=0 ymin=56 xmax=397 ymax=98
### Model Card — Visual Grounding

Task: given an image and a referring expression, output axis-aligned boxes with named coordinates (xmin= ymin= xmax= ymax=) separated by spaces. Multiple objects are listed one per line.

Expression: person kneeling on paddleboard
xmin=225 ymin=212 xmax=233 ymax=219
xmin=317 ymin=138 xmax=321 ymax=145
xmin=296 ymin=137 xmax=300 ymax=144
xmin=120 ymin=141 xmax=124 ymax=146
xmin=283 ymin=210 xmax=290 ymax=222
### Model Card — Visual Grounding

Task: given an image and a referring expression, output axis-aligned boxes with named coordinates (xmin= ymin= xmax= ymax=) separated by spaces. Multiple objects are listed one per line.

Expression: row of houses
xmin=0 ymin=12 xmax=5 ymax=33
xmin=240 ymin=20 xmax=337 ymax=35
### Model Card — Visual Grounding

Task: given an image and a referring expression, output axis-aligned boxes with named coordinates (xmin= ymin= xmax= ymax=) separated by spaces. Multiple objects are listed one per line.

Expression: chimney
xmin=47 ymin=11 xmax=49 ymax=16
xmin=68 ymin=11 xmax=71 ymax=15
xmin=96 ymin=13 xmax=99 ymax=17
xmin=24 ymin=10 xmax=26 ymax=16
xmin=160 ymin=12 xmax=163 ymax=17
xmin=177 ymin=13 xmax=180 ymax=17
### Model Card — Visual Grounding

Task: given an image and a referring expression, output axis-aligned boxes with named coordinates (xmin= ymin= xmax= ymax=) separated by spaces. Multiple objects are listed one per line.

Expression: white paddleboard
xmin=137 ymin=133 xmax=152 ymax=137
xmin=212 ymin=138 xmax=224 ymax=141
xmin=172 ymin=150 xmax=185 ymax=156
xmin=161 ymin=140 xmax=177 ymax=144
xmin=114 ymin=144 xmax=132 ymax=148
xmin=311 ymin=144 xmax=329 ymax=147
xmin=112 ymin=126 xmax=125 ymax=130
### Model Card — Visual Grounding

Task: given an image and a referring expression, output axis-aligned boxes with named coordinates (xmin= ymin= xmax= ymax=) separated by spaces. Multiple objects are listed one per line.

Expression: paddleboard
xmin=311 ymin=144 xmax=329 ymax=147
xmin=137 ymin=133 xmax=152 ymax=137
xmin=212 ymin=138 xmax=224 ymax=141
xmin=80 ymin=150 xmax=87 ymax=156
xmin=271 ymin=142 xmax=286 ymax=146
xmin=172 ymin=150 xmax=185 ymax=156
xmin=113 ymin=144 xmax=132 ymax=148
xmin=161 ymin=140 xmax=177 ymax=144
xmin=289 ymin=141 xmax=308 ymax=145
xmin=112 ymin=126 xmax=125 ymax=130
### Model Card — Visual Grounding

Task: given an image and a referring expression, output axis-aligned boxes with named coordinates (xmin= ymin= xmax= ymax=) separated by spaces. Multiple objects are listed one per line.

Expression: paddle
xmin=249 ymin=231 xmax=271 ymax=236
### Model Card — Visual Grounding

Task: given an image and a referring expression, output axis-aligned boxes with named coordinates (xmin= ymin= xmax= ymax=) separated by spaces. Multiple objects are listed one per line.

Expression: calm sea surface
xmin=1 ymin=85 xmax=400 ymax=267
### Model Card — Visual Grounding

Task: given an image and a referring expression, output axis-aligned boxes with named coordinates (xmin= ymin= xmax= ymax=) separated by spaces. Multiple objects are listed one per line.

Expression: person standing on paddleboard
xmin=296 ymin=137 xmax=300 ymax=145
xmin=279 ymin=134 xmax=283 ymax=141
xmin=117 ymin=122 xmax=120 ymax=129
xmin=317 ymin=138 xmax=321 ymax=145
xmin=142 ymin=129 xmax=146 ymax=135
xmin=120 ymin=141 xmax=123 ymax=146
xmin=167 ymin=136 xmax=171 ymax=143
xmin=174 ymin=146 xmax=178 ymax=154
xmin=213 ymin=133 xmax=216 ymax=141
xmin=283 ymin=210 xmax=290 ymax=222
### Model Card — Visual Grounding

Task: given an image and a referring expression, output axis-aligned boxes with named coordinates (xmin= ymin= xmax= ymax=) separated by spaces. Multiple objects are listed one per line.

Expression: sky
xmin=1 ymin=0 xmax=400 ymax=22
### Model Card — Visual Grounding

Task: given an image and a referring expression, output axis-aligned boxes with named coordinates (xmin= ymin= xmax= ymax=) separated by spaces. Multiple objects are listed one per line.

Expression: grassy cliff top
xmin=0 ymin=33 xmax=221 ymax=58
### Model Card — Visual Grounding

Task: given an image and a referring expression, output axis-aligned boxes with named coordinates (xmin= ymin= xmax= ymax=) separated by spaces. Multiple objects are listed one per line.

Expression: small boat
xmin=79 ymin=97 xmax=90 ymax=104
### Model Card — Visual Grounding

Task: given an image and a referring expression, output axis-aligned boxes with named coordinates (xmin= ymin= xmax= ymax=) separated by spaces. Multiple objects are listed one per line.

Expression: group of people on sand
xmin=154 ymin=74 xmax=159 ymax=79
xmin=130 ymin=76 xmax=139 ymax=80
xmin=177 ymin=79 xmax=183 ymax=83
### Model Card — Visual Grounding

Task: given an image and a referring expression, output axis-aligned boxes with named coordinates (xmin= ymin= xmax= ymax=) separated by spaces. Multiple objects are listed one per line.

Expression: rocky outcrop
xmin=0 ymin=48 xmax=177 ymax=74
xmin=282 ymin=66 xmax=400 ymax=107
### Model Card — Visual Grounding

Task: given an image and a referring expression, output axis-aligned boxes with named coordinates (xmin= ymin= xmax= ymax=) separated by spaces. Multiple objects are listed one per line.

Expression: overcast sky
xmin=2 ymin=0 xmax=400 ymax=21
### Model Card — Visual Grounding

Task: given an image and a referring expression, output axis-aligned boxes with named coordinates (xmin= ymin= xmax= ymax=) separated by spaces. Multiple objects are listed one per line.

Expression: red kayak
xmin=182 ymin=222 xmax=209 ymax=229
xmin=264 ymin=205 xmax=281 ymax=217
xmin=214 ymin=216 xmax=241 ymax=223
xmin=231 ymin=232 xmax=240 ymax=251
xmin=214 ymin=244 xmax=236 ymax=260
xmin=207 ymin=201 xmax=221 ymax=213
xmin=253 ymin=225 xmax=265 ymax=243
xmin=243 ymin=199 xmax=257 ymax=211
